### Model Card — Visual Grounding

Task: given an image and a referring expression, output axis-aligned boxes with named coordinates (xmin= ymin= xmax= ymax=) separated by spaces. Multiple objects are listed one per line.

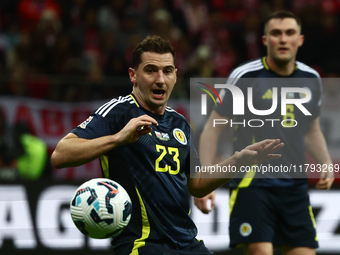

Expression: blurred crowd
xmin=0 ymin=107 xmax=49 ymax=181
xmin=0 ymin=0 xmax=340 ymax=102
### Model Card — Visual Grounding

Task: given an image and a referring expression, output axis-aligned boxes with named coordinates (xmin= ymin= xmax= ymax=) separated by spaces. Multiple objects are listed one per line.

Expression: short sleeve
xmin=71 ymin=113 xmax=112 ymax=139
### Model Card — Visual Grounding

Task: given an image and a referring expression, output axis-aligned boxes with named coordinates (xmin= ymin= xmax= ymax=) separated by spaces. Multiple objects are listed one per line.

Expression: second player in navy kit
xmin=195 ymin=11 xmax=334 ymax=255
xmin=217 ymin=57 xmax=321 ymax=249
xmin=218 ymin=56 xmax=321 ymax=186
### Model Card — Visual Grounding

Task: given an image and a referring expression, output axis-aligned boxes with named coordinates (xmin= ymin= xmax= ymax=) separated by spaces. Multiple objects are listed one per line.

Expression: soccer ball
xmin=70 ymin=178 xmax=132 ymax=239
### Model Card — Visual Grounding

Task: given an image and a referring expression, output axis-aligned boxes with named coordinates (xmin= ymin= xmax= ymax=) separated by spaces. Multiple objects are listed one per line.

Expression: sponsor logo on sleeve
xmin=79 ymin=116 xmax=93 ymax=129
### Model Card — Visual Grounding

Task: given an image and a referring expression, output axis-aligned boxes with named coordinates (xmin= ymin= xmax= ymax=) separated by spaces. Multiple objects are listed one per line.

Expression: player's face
xmin=262 ymin=18 xmax=304 ymax=65
xmin=129 ymin=52 xmax=177 ymax=115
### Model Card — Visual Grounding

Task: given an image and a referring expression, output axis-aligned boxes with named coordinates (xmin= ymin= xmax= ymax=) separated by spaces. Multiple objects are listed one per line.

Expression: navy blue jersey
xmin=215 ymin=57 xmax=322 ymax=188
xmin=72 ymin=94 xmax=201 ymax=252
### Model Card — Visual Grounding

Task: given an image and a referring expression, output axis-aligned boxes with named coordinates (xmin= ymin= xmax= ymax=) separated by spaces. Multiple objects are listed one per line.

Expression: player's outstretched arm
xmin=188 ymin=139 xmax=284 ymax=198
xmin=51 ymin=115 xmax=158 ymax=169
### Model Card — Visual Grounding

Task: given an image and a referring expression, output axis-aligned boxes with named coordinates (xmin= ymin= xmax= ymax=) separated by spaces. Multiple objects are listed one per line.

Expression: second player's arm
xmin=304 ymin=117 xmax=334 ymax=189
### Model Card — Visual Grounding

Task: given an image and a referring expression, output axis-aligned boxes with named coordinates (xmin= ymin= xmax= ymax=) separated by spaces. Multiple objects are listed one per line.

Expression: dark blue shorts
xmin=114 ymin=239 xmax=213 ymax=255
xmin=229 ymin=186 xmax=318 ymax=248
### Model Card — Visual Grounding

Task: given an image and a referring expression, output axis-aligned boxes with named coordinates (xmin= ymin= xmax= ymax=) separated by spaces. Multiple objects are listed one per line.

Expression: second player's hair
xmin=264 ymin=11 xmax=302 ymax=34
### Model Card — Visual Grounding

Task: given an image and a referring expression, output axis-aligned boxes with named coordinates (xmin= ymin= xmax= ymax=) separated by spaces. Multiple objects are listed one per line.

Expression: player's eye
xmin=286 ymin=30 xmax=296 ymax=36
xmin=271 ymin=30 xmax=281 ymax=36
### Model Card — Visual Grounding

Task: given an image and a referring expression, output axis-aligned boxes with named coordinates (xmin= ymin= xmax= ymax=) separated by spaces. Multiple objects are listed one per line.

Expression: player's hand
xmin=235 ymin=139 xmax=284 ymax=166
xmin=117 ymin=115 xmax=158 ymax=145
xmin=194 ymin=191 xmax=215 ymax=214
xmin=316 ymin=169 xmax=334 ymax=190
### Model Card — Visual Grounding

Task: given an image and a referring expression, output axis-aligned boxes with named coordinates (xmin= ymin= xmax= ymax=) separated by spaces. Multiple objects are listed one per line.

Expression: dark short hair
xmin=132 ymin=35 xmax=176 ymax=69
xmin=264 ymin=10 xmax=302 ymax=34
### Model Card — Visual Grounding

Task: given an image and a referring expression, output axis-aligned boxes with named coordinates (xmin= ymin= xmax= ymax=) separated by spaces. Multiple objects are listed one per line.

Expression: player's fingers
xmin=271 ymin=142 xmax=284 ymax=152
xmin=260 ymin=139 xmax=280 ymax=147
xmin=134 ymin=124 xmax=155 ymax=135
xmin=316 ymin=183 xmax=327 ymax=190
xmin=194 ymin=200 xmax=210 ymax=214
xmin=200 ymin=207 xmax=211 ymax=214
xmin=263 ymin=139 xmax=282 ymax=151
xmin=210 ymin=195 xmax=215 ymax=211
xmin=316 ymin=179 xmax=330 ymax=189
xmin=136 ymin=126 xmax=152 ymax=136
xmin=316 ymin=179 xmax=326 ymax=184
xmin=260 ymin=139 xmax=276 ymax=144
xmin=136 ymin=115 xmax=158 ymax=126
xmin=135 ymin=121 xmax=155 ymax=129
xmin=266 ymin=154 xmax=282 ymax=160
xmin=324 ymin=178 xmax=334 ymax=189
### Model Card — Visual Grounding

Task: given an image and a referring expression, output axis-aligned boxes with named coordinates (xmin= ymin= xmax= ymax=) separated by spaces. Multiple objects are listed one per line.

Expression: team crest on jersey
xmin=173 ymin=128 xmax=187 ymax=145
xmin=78 ymin=116 xmax=93 ymax=129
xmin=239 ymin=222 xmax=252 ymax=237
xmin=155 ymin=131 xmax=170 ymax=141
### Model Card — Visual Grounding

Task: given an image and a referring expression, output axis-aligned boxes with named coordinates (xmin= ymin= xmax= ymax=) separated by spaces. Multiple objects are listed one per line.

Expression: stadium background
xmin=1 ymin=0 xmax=340 ymax=254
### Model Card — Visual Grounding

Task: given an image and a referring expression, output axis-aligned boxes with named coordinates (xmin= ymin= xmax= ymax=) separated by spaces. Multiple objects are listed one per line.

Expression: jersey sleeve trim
xmin=296 ymin=62 xmax=321 ymax=78
xmin=219 ymin=59 xmax=264 ymax=102
xmin=226 ymin=59 xmax=263 ymax=86
xmin=296 ymin=61 xmax=322 ymax=106
xmin=165 ymin=106 xmax=186 ymax=119
xmin=95 ymin=95 xmax=136 ymax=117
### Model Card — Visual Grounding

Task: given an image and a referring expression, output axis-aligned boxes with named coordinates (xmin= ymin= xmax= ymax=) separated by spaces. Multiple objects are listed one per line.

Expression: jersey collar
xmin=129 ymin=94 xmax=140 ymax=107
xmin=262 ymin=57 xmax=298 ymax=71
xmin=262 ymin=57 xmax=298 ymax=77
xmin=129 ymin=93 xmax=166 ymax=120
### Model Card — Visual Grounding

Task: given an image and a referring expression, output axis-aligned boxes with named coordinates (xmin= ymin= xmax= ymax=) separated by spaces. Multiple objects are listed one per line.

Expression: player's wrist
xmin=232 ymin=150 xmax=253 ymax=170
xmin=109 ymin=133 xmax=126 ymax=148
xmin=230 ymin=151 xmax=242 ymax=169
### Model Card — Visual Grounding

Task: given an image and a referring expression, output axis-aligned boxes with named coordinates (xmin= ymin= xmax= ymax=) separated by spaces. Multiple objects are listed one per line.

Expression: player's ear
xmin=262 ymin=35 xmax=267 ymax=47
xmin=129 ymin=68 xmax=137 ymax=85
xmin=298 ymin=34 xmax=304 ymax=47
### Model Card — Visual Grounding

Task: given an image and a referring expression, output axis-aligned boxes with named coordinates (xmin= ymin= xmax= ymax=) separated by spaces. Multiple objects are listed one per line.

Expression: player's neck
xmin=266 ymin=56 xmax=296 ymax=76
xmin=131 ymin=91 xmax=166 ymax=115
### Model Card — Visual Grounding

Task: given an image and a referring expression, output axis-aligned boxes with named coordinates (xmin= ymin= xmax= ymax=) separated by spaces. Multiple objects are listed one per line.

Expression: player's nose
xmin=280 ymin=33 xmax=288 ymax=43
xmin=156 ymin=70 xmax=165 ymax=84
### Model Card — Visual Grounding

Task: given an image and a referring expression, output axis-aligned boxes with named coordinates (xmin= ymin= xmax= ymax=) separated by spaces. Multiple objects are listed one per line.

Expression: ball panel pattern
xmin=70 ymin=178 xmax=132 ymax=239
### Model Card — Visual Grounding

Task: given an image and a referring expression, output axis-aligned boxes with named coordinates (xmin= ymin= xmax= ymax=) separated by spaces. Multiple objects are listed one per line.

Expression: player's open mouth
xmin=152 ymin=89 xmax=165 ymax=98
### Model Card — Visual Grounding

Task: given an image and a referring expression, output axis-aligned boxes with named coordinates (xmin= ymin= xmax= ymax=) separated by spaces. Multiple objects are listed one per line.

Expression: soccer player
xmin=194 ymin=11 xmax=334 ymax=255
xmin=51 ymin=35 xmax=283 ymax=255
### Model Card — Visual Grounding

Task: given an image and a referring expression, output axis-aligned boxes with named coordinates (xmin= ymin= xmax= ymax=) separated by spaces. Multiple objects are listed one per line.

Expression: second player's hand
xmin=117 ymin=115 xmax=158 ymax=145
xmin=194 ymin=191 xmax=215 ymax=214
xmin=316 ymin=170 xmax=334 ymax=190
